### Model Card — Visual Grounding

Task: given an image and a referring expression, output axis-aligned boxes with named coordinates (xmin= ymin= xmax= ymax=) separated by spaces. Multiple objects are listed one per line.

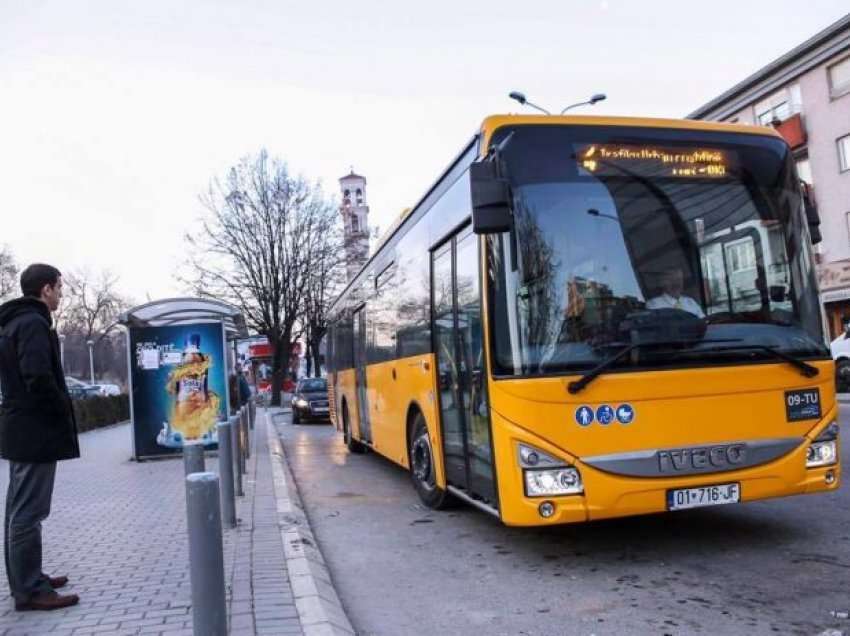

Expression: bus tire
xmin=342 ymin=401 xmax=366 ymax=454
xmin=409 ymin=412 xmax=452 ymax=509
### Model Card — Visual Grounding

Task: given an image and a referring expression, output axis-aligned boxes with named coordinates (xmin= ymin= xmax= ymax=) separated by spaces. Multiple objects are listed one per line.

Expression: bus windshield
xmin=486 ymin=125 xmax=828 ymax=377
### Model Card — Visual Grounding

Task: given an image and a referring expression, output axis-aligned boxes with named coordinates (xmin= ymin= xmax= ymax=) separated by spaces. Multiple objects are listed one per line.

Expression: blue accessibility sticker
xmin=596 ymin=405 xmax=615 ymax=425
xmin=615 ymin=404 xmax=635 ymax=424
xmin=574 ymin=405 xmax=594 ymax=427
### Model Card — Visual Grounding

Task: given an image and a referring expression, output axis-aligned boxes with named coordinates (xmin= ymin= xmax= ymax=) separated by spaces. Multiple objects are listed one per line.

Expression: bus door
xmin=432 ymin=229 xmax=497 ymax=504
xmin=352 ymin=306 xmax=372 ymax=444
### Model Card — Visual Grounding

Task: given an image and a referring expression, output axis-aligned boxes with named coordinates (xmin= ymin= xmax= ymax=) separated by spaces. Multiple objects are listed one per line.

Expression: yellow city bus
xmin=326 ymin=114 xmax=840 ymax=526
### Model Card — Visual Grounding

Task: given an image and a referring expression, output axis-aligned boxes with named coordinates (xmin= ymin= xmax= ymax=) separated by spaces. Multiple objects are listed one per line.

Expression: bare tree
xmin=64 ymin=269 xmax=126 ymax=340
xmin=182 ymin=149 xmax=336 ymax=405
xmin=302 ymin=209 xmax=346 ymax=377
xmin=59 ymin=268 xmax=131 ymax=382
xmin=0 ymin=245 xmax=18 ymax=302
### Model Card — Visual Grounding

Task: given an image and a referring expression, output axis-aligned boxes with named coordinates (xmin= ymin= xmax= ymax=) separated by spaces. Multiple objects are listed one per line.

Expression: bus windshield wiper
xmin=567 ymin=338 xmax=741 ymax=394
xmin=697 ymin=344 xmax=820 ymax=378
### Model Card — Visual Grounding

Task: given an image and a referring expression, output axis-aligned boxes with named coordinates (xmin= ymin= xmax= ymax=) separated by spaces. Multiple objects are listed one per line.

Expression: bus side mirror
xmin=470 ymin=161 xmax=512 ymax=234
xmin=801 ymin=182 xmax=822 ymax=245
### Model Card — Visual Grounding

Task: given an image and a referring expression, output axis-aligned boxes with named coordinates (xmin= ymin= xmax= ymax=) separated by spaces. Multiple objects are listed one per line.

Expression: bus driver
xmin=646 ymin=269 xmax=705 ymax=318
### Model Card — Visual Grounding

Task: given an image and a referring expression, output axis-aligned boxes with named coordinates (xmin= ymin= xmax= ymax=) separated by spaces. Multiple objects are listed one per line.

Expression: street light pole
xmin=59 ymin=334 xmax=66 ymax=373
xmin=87 ymin=340 xmax=95 ymax=384
xmin=560 ymin=93 xmax=607 ymax=114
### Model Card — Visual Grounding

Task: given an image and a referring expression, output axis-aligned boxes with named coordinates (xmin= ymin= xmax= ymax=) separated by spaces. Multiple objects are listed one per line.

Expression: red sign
xmin=248 ymin=343 xmax=273 ymax=358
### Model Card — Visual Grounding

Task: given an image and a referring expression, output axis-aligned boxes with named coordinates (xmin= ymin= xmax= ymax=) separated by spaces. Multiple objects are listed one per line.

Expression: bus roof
xmin=479 ymin=114 xmax=782 ymax=152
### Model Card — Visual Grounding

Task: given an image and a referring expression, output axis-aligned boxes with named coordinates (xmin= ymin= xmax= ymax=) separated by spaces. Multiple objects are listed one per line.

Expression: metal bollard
xmin=216 ymin=421 xmax=236 ymax=528
xmin=230 ymin=415 xmax=243 ymax=496
xmin=240 ymin=406 xmax=249 ymax=464
xmin=183 ymin=440 xmax=205 ymax=476
xmin=185 ymin=473 xmax=227 ymax=636
xmin=249 ymin=401 xmax=255 ymax=430
xmin=236 ymin=409 xmax=245 ymax=473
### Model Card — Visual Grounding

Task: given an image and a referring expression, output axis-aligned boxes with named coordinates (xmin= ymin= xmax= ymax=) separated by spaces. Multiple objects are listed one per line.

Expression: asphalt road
xmin=274 ymin=410 xmax=850 ymax=636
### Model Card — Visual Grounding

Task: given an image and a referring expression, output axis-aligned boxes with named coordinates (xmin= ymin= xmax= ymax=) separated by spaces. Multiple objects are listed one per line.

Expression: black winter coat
xmin=0 ymin=297 xmax=80 ymax=462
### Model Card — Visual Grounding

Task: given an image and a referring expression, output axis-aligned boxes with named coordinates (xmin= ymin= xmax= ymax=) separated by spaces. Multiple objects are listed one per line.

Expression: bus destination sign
xmin=577 ymin=144 xmax=729 ymax=179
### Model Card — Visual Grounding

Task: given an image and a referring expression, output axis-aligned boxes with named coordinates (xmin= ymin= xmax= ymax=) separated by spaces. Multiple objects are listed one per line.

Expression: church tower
xmin=339 ymin=169 xmax=370 ymax=281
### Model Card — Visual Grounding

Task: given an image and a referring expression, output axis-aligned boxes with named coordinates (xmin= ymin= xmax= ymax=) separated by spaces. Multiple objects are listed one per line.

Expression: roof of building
xmin=339 ymin=168 xmax=366 ymax=183
xmin=688 ymin=13 xmax=850 ymax=120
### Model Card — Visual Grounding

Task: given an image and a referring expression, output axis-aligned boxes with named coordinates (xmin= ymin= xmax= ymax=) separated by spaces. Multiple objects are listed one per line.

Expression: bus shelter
xmin=119 ymin=298 xmax=248 ymax=460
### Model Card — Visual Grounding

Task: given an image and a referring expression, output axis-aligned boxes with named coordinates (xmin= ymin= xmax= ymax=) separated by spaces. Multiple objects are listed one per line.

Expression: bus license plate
xmin=667 ymin=483 xmax=740 ymax=511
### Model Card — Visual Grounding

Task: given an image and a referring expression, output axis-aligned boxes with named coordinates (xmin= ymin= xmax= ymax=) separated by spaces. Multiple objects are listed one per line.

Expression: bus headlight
xmin=807 ymin=440 xmax=837 ymax=468
xmin=807 ymin=421 xmax=839 ymax=468
xmin=524 ymin=467 xmax=583 ymax=497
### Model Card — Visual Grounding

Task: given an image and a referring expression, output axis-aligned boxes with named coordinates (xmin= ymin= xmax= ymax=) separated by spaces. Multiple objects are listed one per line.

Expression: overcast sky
xmin=1 ymin=1 xmax=848 ymax=302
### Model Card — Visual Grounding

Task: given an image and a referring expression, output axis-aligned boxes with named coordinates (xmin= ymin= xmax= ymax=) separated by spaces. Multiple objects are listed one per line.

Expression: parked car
xmin=65 ymin=377 xmax=101 ymax=400
xmin=290 ymin=377 xmax=330 ymax=424
xmin=91 ymin=383 xmax=122 ymax=396
xmin=831 ymin=331 xmax=850 ymax=391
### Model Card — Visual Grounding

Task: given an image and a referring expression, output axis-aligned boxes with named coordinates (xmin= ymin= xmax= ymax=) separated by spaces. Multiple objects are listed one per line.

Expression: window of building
xmin=796 ymin=157 xmax=813 ymax=185
xmin=829 ymin=56 xmax=850 ymax=98
xmin=754 ymin=84 xmax=801 ymax=126
xmin=725 ymin=238 xmax=756 ymax=273
xmin=351 ymin=216 xmax=359 ymax=232
xmin=839 ymin=135 xmax=850 ymax=172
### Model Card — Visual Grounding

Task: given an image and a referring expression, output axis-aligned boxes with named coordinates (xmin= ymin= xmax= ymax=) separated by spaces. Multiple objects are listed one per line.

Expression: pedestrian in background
xmin=0 ymin=264 xmax=80 ymax=611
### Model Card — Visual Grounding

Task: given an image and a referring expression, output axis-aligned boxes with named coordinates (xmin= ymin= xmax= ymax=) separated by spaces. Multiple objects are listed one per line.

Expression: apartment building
xmin=689 ymin=14 xmax=850 ymax=339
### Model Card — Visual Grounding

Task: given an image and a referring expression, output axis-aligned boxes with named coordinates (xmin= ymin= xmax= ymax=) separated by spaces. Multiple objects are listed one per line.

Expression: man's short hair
xmin=20 ymin=263 xmax=62 ymax=298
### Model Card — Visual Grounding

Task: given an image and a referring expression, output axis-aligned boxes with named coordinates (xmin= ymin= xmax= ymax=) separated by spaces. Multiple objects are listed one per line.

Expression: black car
xmin=291 ymin=378 xmax=330 ymax=424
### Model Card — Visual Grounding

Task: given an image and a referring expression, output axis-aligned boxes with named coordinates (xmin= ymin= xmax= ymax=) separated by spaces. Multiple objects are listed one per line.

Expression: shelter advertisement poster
xmin=128 ymin=322 xmax=227 ymax=458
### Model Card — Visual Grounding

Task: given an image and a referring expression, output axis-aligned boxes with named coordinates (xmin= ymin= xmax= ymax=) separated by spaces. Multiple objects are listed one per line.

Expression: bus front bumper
xmin=496 ymin=421 xmax=841 ymax=527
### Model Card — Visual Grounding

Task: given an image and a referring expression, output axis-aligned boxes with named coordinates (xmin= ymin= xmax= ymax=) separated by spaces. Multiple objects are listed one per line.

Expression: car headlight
xmin=807 ymin=440 xmax=837 ymax=468
xmin=524 ymin=467 xmax=583 ymax=497
xmin=294 ymin=398 xmax=308 ymax=408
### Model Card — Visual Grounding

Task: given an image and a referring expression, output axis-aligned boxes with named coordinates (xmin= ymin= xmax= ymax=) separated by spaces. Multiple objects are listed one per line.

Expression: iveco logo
xmin=658 ymin=444 xmax=746 ymax=473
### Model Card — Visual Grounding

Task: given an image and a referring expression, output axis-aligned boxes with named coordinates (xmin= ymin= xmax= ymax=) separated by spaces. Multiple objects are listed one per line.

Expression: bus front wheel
xmin=409 ymin=413 xmax=452 ymax=509
xmin=342 ymin=402 xmax=366 ymax=454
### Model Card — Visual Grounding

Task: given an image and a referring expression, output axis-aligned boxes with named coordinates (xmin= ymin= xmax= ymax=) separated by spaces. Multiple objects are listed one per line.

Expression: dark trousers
xmin=4 ymin=461 xmax=56 ymax=602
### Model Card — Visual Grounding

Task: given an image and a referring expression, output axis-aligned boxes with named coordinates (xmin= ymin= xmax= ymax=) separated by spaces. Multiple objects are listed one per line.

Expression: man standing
xmin=0 ymin=264 xmax=79 ymax=610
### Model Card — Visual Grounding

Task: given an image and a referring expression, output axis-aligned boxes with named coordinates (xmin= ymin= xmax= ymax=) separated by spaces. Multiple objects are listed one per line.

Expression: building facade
xmin=689 ymin=14 xmax=850 ymax=339
xmin=339 ymin=170 xmax=370 ymax=281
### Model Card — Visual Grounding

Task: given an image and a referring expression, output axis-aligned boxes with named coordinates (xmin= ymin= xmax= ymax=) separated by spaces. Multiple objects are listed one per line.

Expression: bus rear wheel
xmin=409 ymin=413 xmax=452 ymax=509
xmin=342 ymin=402 xmax=366 ymax=454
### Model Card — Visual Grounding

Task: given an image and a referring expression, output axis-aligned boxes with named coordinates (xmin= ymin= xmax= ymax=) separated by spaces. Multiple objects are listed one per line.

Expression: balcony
xmin=773 ymin=112 xmax=807 ymax=149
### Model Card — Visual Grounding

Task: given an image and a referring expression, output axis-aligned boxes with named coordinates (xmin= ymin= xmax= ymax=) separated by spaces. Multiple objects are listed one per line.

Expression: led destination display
xmin=577 ymin=144 xmax=730 ymax=178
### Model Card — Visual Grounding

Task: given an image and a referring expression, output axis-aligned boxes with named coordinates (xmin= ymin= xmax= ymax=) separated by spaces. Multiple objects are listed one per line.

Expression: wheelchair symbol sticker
xmin=596 ymin=405 xmax=615 ymax=425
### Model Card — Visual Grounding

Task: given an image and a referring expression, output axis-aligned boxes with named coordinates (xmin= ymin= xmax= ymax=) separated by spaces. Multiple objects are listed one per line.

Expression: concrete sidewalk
xmin=0 ymin=408 xmax=352 ymax=636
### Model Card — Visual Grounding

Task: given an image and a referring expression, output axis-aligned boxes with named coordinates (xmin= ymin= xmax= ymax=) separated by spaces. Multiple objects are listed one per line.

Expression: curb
xmin=264 ymin=409 xmax=356 ymax=636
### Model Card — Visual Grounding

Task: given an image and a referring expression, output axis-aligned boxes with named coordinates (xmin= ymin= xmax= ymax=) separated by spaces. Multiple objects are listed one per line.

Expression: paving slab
xmin=0 ymin=406 xmax=327 ymax=636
